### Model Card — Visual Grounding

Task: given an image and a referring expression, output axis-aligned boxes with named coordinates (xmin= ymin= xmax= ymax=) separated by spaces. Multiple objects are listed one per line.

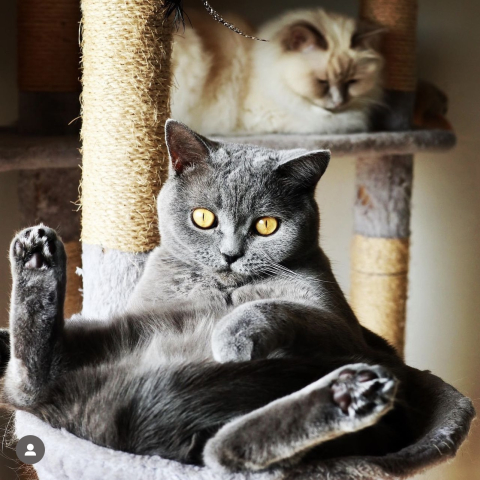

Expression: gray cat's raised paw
xmin=330 ymin=364 xmax=397 ymax=420
xmin=11 ymin=225 xmax=64 ymax=272
xmin=6 ymin=226 xmax=67 ymax=406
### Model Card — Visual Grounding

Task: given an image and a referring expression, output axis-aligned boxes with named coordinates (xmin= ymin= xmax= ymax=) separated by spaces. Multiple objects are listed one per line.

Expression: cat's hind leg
xmin=4 ymin=225 xmax=66 ymax=407
xmin=203 ymin=363 xmax=397 ymax=472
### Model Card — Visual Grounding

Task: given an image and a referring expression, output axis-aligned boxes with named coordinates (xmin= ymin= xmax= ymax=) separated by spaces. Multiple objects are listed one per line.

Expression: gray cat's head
xmin=157 ymin=120 xmax=329 ymax=279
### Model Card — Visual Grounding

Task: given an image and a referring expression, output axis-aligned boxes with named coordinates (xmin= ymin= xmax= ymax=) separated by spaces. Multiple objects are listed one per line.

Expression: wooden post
xmin=351 ymin=0 xmax=418 ymax=354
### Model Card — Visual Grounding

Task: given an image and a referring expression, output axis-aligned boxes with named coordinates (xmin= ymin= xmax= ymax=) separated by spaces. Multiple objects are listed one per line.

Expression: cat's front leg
xmin=4 ymin=225 xmax=66 ymax=407
xmin=212 ymin=301 xmax=296 ymax=362
xmin=212 ymin=300 xmax=363 ymax=363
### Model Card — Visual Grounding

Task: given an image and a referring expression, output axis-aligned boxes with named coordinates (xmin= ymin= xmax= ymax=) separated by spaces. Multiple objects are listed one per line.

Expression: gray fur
xmin=1 ymin=121 xmax=474 ymax=476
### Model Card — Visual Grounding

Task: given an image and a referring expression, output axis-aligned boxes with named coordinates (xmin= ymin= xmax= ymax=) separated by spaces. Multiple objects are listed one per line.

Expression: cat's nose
xmin=222 ymin=253 xmax=241 ymax=265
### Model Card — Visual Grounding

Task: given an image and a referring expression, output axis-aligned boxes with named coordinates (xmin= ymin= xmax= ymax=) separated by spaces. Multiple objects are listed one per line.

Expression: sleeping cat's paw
xmin=330 ymin=364 xmax=397 ymax=422
xmin=10 ymin=225 xmax=66 ymax=278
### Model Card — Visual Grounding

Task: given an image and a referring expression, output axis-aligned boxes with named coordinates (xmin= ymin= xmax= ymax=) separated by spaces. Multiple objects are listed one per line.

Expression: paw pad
xmin=331 ymin=365 xmax=397 ymax=416
xmin=12 ymin=226 xmax=59 ymax=270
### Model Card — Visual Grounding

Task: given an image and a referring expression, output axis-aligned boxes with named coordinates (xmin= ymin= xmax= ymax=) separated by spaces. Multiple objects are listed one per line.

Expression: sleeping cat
xmin=171 ymin=8 xmax=384 ymax=135
xmin=1 ymin=121 xmax=419 ymax=471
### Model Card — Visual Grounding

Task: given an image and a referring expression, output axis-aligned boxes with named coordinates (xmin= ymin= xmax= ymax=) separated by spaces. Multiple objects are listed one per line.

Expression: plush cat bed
xmin=16 ymin=365 xmax=474 ymax=480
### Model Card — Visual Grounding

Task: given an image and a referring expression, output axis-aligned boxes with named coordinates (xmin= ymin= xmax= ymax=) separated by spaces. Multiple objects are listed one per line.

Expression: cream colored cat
xmin=170 ymin=8 xmax=384 ymax=135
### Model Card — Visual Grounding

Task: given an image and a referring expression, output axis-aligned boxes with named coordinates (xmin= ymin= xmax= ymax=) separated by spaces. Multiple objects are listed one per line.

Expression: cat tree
xmin=1 ymin=0 xmax=475 ymax=479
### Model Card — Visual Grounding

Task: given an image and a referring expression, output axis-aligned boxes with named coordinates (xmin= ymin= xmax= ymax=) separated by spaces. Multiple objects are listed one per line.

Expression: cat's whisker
xmin=256 ymin=251 xmax=335 ymax=286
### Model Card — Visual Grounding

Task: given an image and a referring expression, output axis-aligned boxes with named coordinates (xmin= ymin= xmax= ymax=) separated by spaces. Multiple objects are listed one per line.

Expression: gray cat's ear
xmin=165 ymin=119 xmax=217 ymax=175
xmin=276 ymin=150 xmax=330 ymax=189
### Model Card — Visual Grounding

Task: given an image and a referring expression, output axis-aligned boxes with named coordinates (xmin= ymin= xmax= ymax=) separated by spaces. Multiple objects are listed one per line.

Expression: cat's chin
xmin=212 ymin=267 xmax=250 ymax=285
xmin=310 ymin=99 xmax=352 ymax=113
xmin=215 ymin=267 xmax=242 ymax=276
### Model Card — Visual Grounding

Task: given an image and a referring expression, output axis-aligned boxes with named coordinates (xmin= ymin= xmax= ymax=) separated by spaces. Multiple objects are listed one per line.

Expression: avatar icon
xmin=25 ymin=444 xmax=37 ymax=456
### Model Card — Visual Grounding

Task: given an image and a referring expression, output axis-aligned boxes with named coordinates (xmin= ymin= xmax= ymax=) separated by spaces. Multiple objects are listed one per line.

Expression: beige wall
xmin=0 ymin=0 xmax=478 ymax=479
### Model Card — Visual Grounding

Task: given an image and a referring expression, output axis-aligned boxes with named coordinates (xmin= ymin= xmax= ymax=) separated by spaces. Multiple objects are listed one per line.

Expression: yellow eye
xmin=192 ymin=208 xmax=216 ymax=229
xmin=255 ymin=217 xmax=278 ymax=236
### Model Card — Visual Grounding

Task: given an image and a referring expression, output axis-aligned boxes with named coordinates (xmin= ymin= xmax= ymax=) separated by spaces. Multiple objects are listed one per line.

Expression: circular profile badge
xmin=16 ymin=435 xmax=45 ymax=465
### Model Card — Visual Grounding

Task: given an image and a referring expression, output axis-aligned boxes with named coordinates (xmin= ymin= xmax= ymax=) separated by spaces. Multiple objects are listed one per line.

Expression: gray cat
xmin=0 ymin=120 xmax=417 ymax=471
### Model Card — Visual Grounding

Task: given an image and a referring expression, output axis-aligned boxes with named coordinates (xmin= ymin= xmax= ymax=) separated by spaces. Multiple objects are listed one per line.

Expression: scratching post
xmin=351 ymin=0 xmax=418 ymax=354
xmin=17 ymin=0 xmax=82 ymax=319
xmin=80 ymin=0 xmax=173 ymax=318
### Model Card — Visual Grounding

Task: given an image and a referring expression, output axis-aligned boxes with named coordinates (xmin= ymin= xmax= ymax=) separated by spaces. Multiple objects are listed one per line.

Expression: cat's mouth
xmin=322 ymin=101 xmax=352 ymax=113
xmin=324 ymin=105 xmax=348 ymax=113
xmin=215 ymin=263 xmax=250 ymax=278
xmin=309 ymin=97 xmax=351 ymax=113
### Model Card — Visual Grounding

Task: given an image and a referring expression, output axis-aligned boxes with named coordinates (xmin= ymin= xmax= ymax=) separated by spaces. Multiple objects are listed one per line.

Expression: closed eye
xmin=318 ymin=79 xmax=329 ymax=86
xmin=347 ymin=79 xmax=359 ymax=85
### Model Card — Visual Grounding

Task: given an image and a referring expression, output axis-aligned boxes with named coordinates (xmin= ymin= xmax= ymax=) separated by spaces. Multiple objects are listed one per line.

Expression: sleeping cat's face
xmin=262 ymin=9 xmax=384 ymax=112
xmin=158 ymin=120 xmax=329 ymax=280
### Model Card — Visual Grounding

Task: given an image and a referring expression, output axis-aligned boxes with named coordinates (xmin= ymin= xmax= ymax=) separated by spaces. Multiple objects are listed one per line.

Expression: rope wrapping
xmin=351 ymin=235 xmax=409 ymax=354
xmin=80 ymin=0 xmax=173 ymax=252
xmin=360 ymin=0 xmax=418 ymax=92
xmin=18 ymin=0 xmax=81 ymax=92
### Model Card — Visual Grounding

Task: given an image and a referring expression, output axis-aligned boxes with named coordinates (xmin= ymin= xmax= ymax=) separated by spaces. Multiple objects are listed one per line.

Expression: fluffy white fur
xmin=170 ymin=10 xmax=252 ymax=134
xmin=170 ymin=9 xmax=384 ymax=135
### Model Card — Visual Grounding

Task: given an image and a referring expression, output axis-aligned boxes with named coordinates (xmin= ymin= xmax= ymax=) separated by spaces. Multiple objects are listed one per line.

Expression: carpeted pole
xmin=80 ymin=0 xmax=173 ymax=318
xmin=351 ymin=0 xmax=418 ymax=355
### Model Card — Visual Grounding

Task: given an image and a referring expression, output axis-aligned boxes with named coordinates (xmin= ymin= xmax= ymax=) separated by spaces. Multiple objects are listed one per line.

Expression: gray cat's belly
xmin=140 ymin=314 xmax=222 ymax=365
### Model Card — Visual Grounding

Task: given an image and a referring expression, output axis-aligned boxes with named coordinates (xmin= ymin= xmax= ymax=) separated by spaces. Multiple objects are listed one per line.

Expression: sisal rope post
xmin=360 ymin=0 xmax=417 ymax=93
xmin=352 ymin=0 xmax=418 ymax=355
xmin=361 ymin=0 xmax=418 ymax=131
xmin=18 ymin=0 xmax=81 ymax=93
xmin=80 ymin=0 xmax=173 ymax=318
xmin=18 ymin=0 xmax=81 ymax=135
